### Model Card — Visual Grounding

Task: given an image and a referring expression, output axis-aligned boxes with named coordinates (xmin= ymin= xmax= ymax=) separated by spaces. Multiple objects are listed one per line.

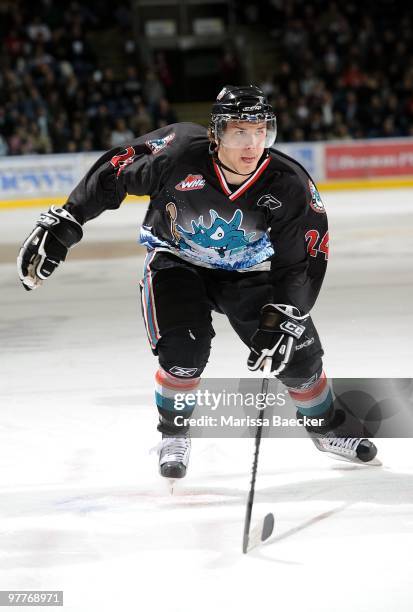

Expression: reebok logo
xmin=175 ymin=174 xmax=206 ymax=191
xmin=169 ymin=366 xmax=199 ymax=377
xmin=257 ymin=194 xmax=282 ymax=211
xmin=296 ymin=337 xmax=314 ymax=351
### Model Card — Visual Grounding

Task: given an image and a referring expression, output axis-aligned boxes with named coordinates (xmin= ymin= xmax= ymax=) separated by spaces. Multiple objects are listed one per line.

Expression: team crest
xmin=175 ymin=174 xmax=206 ymax=191
xmin=146 ymin=132 xmax=175 ymax=154
xmin=308 ymin=180 xmax=325 ymax=213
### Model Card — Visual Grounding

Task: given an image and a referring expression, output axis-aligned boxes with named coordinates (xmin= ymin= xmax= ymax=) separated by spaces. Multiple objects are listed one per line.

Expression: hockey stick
xmin=242 ymin=359 xmax=275 ymax=553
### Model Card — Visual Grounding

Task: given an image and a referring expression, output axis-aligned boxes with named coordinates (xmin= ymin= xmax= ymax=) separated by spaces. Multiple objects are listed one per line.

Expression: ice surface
xmin=1 ymin=189 xmax=413 ymax=611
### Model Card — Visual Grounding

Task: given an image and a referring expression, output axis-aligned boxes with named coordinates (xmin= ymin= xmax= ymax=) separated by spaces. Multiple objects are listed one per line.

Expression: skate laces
xmin=158 ymin=435 xmax=190 ymax=463
xmin=328 ymin=437 xmax=360 ymax=452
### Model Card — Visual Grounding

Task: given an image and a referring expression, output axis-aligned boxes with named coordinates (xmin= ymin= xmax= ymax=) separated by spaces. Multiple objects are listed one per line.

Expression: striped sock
xmin=287 ymin=371 xmax=333 ymax=417
xmin=155 ymin=368 xmax=200 ymax=430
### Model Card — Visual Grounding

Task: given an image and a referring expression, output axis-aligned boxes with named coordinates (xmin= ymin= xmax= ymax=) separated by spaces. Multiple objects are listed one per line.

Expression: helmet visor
xmin=212 ymin=116 xmax=277 ymax=149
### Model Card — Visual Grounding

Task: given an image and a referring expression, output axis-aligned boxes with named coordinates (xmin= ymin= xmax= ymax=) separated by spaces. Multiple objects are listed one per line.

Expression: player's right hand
xmin=17 ymin=206 xmax=83 ymax=291
xmin=247 ymin=304 xmax=309 ymax=375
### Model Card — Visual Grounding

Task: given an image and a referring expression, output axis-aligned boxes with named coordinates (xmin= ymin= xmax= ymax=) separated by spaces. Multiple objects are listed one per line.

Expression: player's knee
xmin=277 ymin=355 xmax=323 ymax=389
xmin=156 ymin=326 xmax=215 ymax=378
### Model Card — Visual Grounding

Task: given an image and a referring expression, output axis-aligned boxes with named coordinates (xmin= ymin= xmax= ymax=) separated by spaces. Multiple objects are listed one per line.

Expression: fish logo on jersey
xmin=146 ymin=132 xmax=175 ymax=154
xmin=175 ymin=174 xmax=206 ymax=191
xmin=308 ymin=180 xmax=325 ymax=213
xmin=257 ymin=194 xmax=282 ymax=211
xmin=110 ymin=146 xmax=136 ymax=177
xmin=177 ymin=209 xmax=255 ymax=258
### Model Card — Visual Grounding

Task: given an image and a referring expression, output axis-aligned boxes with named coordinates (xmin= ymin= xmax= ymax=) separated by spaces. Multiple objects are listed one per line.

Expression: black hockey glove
xmin=17 ymin=206 xmax=83 ymax=291
xmin=248 ymin=304 xmax=309 ymax=375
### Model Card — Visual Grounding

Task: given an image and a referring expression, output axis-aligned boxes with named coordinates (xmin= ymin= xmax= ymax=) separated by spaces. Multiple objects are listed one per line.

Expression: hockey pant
xmin=140 ymin=251 xmax=329 ymax=434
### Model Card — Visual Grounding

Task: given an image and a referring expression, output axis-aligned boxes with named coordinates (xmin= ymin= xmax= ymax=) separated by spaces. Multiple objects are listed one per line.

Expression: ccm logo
xmin=280 ymin=321 xmax=305 ymax=339
xmin=39 ymin=215 xmax=58 ymax=226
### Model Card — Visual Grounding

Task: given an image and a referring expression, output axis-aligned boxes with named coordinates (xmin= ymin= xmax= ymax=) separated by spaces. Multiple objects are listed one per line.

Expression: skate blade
xmin=167 ymin=478 xmax=176 ymax=494
xmin=325 ymin=452 xmax=382 ymax=467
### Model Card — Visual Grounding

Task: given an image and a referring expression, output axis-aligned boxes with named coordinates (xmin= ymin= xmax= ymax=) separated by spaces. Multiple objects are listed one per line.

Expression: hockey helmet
xmin=210 ymin=85 xmax=277 ymax=148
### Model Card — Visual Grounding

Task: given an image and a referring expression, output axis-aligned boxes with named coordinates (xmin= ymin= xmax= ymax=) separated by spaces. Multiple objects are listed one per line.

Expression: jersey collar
xmin=212 ymin=155 xmax=271 ymax=201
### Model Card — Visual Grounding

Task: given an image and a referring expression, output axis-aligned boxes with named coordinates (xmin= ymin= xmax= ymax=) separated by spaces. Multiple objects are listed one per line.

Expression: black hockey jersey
xmin=66 ymin=122 xmax=328 ymax=313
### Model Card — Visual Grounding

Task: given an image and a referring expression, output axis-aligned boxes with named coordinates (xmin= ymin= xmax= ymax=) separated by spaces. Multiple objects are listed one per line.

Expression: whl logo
xmin=175 ymin=174 xmax=206 ymax=191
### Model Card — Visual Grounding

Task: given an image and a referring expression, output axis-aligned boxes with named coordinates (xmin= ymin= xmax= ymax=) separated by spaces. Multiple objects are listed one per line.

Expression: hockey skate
xmin=302 ymin=408 xmax=381 ymax=465
xmin=158 ymin=433 xmax=191 ymax=480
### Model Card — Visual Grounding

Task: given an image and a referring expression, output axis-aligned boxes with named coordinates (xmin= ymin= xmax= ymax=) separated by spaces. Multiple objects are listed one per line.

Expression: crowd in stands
xmin=1 ymin=0 xmax=412 ymax=155
xmin=242 ymin=0 xmax=413 ymax=142
xmin=0 ymin=0 xmax=177 ymax=155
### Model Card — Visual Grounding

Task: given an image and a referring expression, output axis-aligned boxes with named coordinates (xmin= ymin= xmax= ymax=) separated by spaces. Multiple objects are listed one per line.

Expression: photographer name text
xmin=173 ymin=415 xmax=323 ymax=428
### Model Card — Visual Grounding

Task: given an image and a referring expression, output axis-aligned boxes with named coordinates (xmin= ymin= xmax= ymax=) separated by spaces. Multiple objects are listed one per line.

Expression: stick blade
xmin=261 ymin=512 xmax=275 ymax=541
xmin=243 ymin=513 xmax=275 ymax=554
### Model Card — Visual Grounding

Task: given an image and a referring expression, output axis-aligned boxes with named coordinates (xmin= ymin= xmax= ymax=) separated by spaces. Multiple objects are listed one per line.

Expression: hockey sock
xmin=155 ymin=367 xmax=201 ymax=435
xmin=287 ymin=370 xmax=333 ymax=419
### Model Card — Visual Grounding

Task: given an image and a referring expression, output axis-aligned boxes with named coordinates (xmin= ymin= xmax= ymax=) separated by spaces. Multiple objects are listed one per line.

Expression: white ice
xmin=1 ymin=189 xmax=413 ymax=611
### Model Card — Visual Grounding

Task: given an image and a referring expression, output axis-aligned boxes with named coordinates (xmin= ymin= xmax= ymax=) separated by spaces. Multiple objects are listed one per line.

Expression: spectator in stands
xmin=110 ymin=117 xmax=134 ymax=147
xmin=142 ymin=70 xmax=165 ymax=114
xmin=28 ymin=121 xmax=52 ymax=154
xmin=130 ymin=98 xmax=153 ymax=137
xmin=89 ymin=104 xmax=112 ymax=150
xmin=0 ymin=135 xmax=9 ymax=156
xmin=50 ymin=115 xmax=71 ymax=152
xmin=154 ymin=52 xmax=174 ymax=94
xmin=152 ymin=98 xmax=177 ymax=129
xmin=219 ymin=46 xmax=242 ymax=85
xmin=124 ymin=66 xmax=142 ymax=97
xmin=26 ymin=16 xmax=51 ymax=44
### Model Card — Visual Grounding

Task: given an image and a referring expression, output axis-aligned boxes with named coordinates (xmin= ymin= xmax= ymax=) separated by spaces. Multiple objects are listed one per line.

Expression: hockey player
xmin=17 ymin=85 xmax=378 ymax=479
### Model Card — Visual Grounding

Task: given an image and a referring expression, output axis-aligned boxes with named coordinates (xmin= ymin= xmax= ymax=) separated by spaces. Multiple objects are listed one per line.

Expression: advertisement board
xmin=2 ymin=137 xmax=413 ymax=208
xmin=326 ymin=141 xmax=413 ymax=179
xmin=0 ymin=153 xmax=99 ymax=201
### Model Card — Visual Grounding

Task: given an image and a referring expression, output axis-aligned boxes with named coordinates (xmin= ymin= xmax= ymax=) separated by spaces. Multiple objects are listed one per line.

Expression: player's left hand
xmin=247 ymin=304 xmax=309 ymax=375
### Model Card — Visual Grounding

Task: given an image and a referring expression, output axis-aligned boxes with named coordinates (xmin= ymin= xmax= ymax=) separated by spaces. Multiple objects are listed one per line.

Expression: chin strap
xmin=208 ymin=143 xmax=269 ymax=177
xmin=214 ymin=155 xmax=255 ymax=177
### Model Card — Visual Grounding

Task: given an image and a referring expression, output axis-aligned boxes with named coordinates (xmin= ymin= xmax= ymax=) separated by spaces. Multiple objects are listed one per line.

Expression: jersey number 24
xmin=305 ymin=230 xmax=329 ymax=260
